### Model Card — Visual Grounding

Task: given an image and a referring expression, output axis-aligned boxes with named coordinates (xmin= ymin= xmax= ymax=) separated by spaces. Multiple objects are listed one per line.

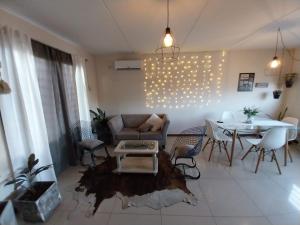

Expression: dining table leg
xmin=284 ymin=132 xmax=288 ymax=166
xmin=230 ymin=129 xmax=237 ymax=167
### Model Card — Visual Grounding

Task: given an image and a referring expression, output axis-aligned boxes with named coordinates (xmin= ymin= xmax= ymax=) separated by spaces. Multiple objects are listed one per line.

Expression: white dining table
xmin=216 ymin=118 xmax=294 ymax=167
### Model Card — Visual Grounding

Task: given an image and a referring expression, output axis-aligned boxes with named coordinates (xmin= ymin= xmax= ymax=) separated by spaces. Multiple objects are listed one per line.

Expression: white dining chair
xmin=202 ymin=120 xmax=231 ymax=162
xmin=281 ymin=117 xmax=299 ymax=163
xmin=221 ymin=111 xmax=245 ymax=150
xmin=241 ymin=127 xmax=287 ymax=174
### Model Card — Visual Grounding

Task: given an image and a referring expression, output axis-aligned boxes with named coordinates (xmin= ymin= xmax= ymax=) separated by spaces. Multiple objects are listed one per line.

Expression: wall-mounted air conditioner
xmin=114 ymin=60 xmax=141 ymax=70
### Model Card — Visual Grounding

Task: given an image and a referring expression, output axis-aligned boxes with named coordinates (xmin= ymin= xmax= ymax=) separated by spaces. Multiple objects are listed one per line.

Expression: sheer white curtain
xmin=0 ymin=26 xmax=56 ymax=181
xmin=72 ymin=55 xmax=90 ymax=122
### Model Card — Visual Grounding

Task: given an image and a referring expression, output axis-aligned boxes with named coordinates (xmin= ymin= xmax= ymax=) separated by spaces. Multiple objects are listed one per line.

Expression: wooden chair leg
xmin=237 ymin=135 xmax=244 ymax=150
xmin=222 ymin=141 xmax=231 ymax=162
xmin=272 ymin=150 xmax=282 ymax=175
xmin=241 ymin=145 xmax=255 ymax=160
xmin=270 ymin=153 xmax=274 ymax=162
xmin=255 ymin=149 xmax=264 ymax=173
xmin=208 ymin=140 xmax=215 ymax=161
xmin=218 ymin=141 xmax=222 ymax=152
xmin=202 ymin=138 xmax=211 ymax=152
xmin=287 ymin=147 xmax=293 ymax=163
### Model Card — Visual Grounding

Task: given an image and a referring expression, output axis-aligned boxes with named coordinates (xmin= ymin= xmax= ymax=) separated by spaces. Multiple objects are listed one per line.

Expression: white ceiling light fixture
xmin=155 ymin=0 xmax=180 ymax=63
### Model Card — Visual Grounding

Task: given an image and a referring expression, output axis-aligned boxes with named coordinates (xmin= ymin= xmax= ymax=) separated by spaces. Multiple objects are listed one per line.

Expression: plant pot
xmin=0 ymin=201 xmax=18 ymax=225
xmin=13 ymin=181 xmax=61 ymax=222
xmin=273 ymin=90 xmax=282 ymax=99
xmin=95 ymin=122 xmax=112 ymax=144
xmin=285 ymin=80 xmax=294 ymax=88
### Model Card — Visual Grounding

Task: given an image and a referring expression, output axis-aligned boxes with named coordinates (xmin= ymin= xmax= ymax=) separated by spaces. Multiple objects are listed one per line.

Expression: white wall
xmin=96 ymin=50 xmax=288 ymax=133
xmin=0 ymin=8 xmax=99 ymax=109
xmin=284 ymin=48 xmax=300 ymax=121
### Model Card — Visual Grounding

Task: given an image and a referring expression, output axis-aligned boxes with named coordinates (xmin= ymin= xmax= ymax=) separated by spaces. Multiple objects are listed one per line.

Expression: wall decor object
xmin=255 ymin=82 xmax=269 ymax=88
xmin=237 ymin=73 xmax=255 ymax=92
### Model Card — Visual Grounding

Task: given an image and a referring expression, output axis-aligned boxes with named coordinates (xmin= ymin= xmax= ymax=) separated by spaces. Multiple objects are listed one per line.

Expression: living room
xmin=0 ymin=1 xmax=300 ymax=225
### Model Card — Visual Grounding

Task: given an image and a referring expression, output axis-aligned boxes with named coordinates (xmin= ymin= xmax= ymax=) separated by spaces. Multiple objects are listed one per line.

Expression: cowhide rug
xmin=76 ymin=151 xmax=195 ymax=214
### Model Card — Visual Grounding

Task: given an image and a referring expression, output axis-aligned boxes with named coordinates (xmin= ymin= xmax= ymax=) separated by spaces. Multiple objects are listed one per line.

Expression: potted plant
xmin=273 ymin=90 xmax=282 ymax=99
xmin=5 ymin=154 xmax=61 ymax=222
xmin=90 ymin=107 xmax=111 ymax=144
xmin=0 ymin=201 xmax=18 ymax=225
xmin=285 ymin=73 xmax=297 ymax=88
xmin=243 ymin=107 xmax=259 ymax=123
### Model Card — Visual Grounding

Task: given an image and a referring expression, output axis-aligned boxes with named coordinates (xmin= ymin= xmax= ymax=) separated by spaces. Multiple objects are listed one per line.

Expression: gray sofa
xmin=107 ymin=114 xmax=170 ymax=148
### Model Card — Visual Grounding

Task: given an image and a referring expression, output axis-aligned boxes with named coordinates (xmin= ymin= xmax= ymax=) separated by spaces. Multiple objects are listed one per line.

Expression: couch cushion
xmin=108 ymin=115 xmax=124 ymax=133
xmin=121 ymin=114 xmax=150 ymax=128
xmin=116 ymin=128 xmax=140 ymax=140
xmin=145 ymin=114 xmax=164 ymax=131
xmin=140 ymin=131 xmax=162 ymax=140
xmin=137 ymin=122 xmax=153 ymax=132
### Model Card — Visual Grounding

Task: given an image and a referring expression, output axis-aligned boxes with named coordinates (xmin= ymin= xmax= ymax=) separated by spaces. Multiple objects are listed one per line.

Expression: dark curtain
xmin=31 ymin=40 xmax=80 ymax=175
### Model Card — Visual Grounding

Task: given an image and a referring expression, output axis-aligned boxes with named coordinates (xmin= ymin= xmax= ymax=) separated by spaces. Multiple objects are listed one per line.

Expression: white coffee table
xmin=114 ymin=140 xmax=159 ymax=175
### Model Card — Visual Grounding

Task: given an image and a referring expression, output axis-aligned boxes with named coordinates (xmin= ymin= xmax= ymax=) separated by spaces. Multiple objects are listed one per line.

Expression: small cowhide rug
xmin=76 ymin=151 xmax=197 ymax=214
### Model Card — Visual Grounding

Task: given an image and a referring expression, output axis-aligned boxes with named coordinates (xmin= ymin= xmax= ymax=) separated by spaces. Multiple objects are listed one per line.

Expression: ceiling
xmin=1 ymin=0 xmax=300 ymax=54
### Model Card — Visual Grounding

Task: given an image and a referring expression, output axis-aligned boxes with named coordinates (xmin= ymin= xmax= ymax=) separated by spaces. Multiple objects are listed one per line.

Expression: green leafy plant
xmin=90 ymin=107 xmax=107 ymax=124
xmin=243 ymin=107 xmax=259 ymax=118
xmin=5 ymin=154 xmax=52 ymax=193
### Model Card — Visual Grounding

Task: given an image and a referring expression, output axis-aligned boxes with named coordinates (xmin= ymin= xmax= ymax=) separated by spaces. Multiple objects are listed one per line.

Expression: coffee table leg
xmin=153 ymin=154 xmax=158 ymax=175
xmin=117 ymin=154 xmax=121 ymax=173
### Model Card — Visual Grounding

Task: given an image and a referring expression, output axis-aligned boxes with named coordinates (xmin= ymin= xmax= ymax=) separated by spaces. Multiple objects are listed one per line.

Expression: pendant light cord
xmin=278 ymin=28 xmax=300 ymax=62
xmin=166 ymin=0 xmax=169 ymax=28
xmin=274 ymin=28 xmax=279 ymax=57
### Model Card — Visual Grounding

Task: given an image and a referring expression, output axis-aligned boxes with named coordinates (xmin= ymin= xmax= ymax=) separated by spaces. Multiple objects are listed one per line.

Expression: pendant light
xmin=269 ymin=28 xmax=281 ymax=69
xmin=155 ymin=0 xmax=180 ymax=63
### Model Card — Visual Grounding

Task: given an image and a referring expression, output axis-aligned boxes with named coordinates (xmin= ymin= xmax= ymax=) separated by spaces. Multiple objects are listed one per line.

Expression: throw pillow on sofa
xmin=145 ymin=113 xmax=164 ymax=132
xmin=137 ymin=123 xmax=153 ymax=132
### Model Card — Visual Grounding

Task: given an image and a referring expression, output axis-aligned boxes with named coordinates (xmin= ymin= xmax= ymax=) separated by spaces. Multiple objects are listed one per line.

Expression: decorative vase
xmin=245 ymin=116 xmax=253 ymax=124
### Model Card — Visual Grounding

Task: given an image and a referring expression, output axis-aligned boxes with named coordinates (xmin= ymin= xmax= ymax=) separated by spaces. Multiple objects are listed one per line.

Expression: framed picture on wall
xmin=237 ymin=73 xmax=255 ymax=92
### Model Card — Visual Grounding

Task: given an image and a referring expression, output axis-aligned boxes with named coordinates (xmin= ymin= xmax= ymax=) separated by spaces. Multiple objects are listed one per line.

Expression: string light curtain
xmin=143 ymin=51 xmax=226 ymax=109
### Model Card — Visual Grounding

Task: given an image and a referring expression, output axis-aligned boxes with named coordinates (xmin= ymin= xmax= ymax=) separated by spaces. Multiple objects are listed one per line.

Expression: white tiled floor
xmin=18 ymin=137 xmax=300 ymax=225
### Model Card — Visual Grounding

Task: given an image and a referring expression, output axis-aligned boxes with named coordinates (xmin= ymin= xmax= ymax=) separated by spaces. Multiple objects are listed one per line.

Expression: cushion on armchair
xmin=174 ymin=145 xmax=195 ymax=157
xmin=79 ymin=139 xmax=104 ymax=150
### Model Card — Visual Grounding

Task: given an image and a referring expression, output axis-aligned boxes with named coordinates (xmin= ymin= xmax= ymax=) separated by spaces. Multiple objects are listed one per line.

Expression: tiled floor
xmin=19 ymin=137 xmax=300 ymax=225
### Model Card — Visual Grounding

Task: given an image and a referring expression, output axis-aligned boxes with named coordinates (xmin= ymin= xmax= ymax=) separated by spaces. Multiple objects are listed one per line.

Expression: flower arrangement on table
xmin=243 ymin=107 xmax=259 ymax=123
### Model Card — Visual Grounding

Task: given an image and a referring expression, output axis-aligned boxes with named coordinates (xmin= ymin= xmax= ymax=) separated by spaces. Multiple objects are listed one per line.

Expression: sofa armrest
xmin=107 ymin=115 xmax=124 ymax=137
xmin=161 ymin=115 xmax=170 ymax=142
